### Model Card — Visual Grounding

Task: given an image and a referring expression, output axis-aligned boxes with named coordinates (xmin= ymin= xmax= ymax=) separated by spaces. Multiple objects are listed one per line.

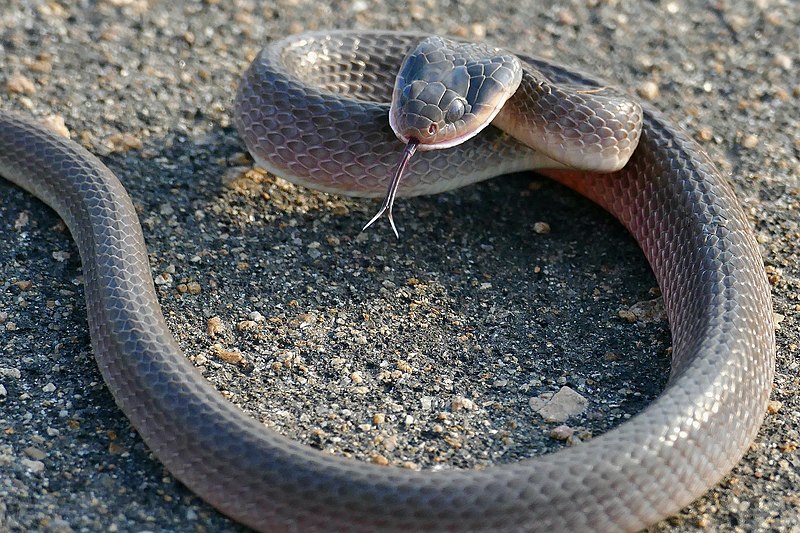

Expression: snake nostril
xmin=428 ymin=123 xmax=438 ymax=135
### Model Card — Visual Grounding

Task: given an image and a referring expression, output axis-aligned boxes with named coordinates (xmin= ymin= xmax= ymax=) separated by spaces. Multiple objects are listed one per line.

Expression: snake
xmin=0 ymin=30 xmax=775 ymax=532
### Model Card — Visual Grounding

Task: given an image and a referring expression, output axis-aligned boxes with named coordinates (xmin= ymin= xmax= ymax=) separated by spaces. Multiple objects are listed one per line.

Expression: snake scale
xmin=0 ymin=30 xmax=774 ymax=532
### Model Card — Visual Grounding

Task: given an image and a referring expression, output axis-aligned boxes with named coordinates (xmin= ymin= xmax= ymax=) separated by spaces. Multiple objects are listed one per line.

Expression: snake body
xmin=0 ymin=31 xmax=774 ymax=532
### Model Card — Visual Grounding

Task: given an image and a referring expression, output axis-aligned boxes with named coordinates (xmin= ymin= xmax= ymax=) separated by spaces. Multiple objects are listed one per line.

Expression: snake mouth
xmin=394 ymin=127 xmax=481 ymax=151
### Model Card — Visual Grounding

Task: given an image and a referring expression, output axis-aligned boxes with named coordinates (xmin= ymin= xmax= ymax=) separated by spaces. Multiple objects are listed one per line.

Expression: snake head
xmin=366 ymin=37 xmax=523 ymax=237
xmin=389 ymin=36 xmax=523 ymax=151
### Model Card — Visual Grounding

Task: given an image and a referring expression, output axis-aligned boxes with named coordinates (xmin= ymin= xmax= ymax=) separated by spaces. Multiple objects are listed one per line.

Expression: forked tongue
xmin=362 ymin=139 xmax=419 ymax=238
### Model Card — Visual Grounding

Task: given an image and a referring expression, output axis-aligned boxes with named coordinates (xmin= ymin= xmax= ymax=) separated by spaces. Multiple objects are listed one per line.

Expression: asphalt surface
xmin=0 ymin=1 xmax=798 ymax=532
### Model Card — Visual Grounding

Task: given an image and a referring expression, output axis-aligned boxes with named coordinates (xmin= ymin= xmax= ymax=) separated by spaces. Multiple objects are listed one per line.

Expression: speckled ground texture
xmin=0 ymin=1 xmax=797 ymax=532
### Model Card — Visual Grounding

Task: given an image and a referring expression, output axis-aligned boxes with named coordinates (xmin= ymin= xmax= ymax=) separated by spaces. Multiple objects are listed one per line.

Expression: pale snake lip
xmin=0 ymin=30 xmax=775 ymax=532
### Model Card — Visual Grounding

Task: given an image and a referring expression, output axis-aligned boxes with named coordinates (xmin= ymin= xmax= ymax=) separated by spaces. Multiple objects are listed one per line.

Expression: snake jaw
xmin=362 ymin=138 xmax=419 ymax=238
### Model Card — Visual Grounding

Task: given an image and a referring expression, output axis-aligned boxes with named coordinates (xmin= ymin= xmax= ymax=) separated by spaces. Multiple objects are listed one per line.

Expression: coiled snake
xmin=0 ymin=30 xmax=774 ymax=532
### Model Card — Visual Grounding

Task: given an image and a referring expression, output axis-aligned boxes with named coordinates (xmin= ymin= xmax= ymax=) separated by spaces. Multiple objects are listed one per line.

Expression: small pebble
xmin=107 ymin=132 xmax=143 ymax=152
xmin=237 ymin=320 xmax=258 ymax=331
xmin=23 ymin=446 xmax=47 ymax=460
xmin=154 ymin=272 xmax=172 ymax=285
xmin=207 ymin=316 xmax=226 ymax=336
xmin=6 ymin=73 xmax=36 ymax=95
xmin=772 ymin=53 xmax=792 ymax=70
xmin=557 ymin=9 xmax=576 ymax=25
xmin=529 ymin=386 xmax=588 ymax=423
xmin=444 ymin=434 xmax=463 ymax=449
xmin=618 ymin=298 xmax=666 ymax=323
xmin=29 ymin=53 xmax=53 ymax=73
xmin=549 ymin=424 xmax=574 ymax=441
xmin=52 ymin=251 xmax=70 ymax=262
xmin=42 ymin=115 xmax=71 ymax=138
xmin=637 ymin=80 xmax=660 ymax=101
xmin=696 ymin=127 xmax=713 ymax=142
xmin=741 ymin=134 xmax=758 ymax=149
xmin=382 ymin=435 xmax=398 ymax=452
xmin=21 ymin=459 xmax=45 ymax=473
xmin=371 ymin=454 xmax=389 ymax=465
xmin=470 ymin=23 xmax=486 ymax=39
xmin=211 ymin=344 xmax=245 ymax=365
xmin=533 ymin=221 xmax=551 ymax=234
xmin=176 ymin=281 xmax=201 ymax=294
xmin=451 ymin=396 xmax=476 ymax=411
xmin=767 ymin=400 xmax=782 ymax=414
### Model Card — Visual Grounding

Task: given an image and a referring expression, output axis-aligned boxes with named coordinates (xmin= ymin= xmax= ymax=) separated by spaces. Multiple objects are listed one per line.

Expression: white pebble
xmin=21 ymin=458 xmax=45 ymax=473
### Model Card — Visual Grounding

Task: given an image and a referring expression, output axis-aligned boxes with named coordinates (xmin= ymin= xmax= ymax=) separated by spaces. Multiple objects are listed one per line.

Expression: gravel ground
xmin=0 ymin=1 xmax=797 ymax=532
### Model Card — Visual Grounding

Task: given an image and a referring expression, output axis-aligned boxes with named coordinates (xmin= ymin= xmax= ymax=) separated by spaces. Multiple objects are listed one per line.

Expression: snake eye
xmin=445 ymin=98 xmax=466 ymax=123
